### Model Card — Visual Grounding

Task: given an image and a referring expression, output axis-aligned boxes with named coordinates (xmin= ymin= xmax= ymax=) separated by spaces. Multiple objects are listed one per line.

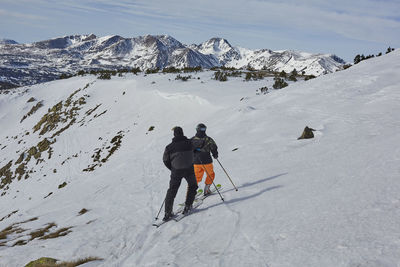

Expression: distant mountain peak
xmin=198 ymin=37 xmax=233 ymax=53
xmin=0 ymin=38 xmax=18 ymax=45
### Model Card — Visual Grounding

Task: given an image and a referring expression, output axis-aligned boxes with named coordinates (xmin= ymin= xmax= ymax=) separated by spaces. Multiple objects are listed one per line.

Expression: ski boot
xmin=203 ymin=184 xmax=212 ymax=196
xmin=183 ymin=204 xmax=192 ymax=215
xmin=162 ymin=211 xmax=174 ymax=221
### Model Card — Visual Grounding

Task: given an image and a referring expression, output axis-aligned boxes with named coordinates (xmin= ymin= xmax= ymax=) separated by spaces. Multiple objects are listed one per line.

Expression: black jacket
xmin=191 ymin=132 xmax=218 ymax=165
xmin=163 ymin=135 xmax=194 ymax=171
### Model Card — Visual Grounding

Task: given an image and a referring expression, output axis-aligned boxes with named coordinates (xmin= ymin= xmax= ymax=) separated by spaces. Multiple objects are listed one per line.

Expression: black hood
xmin=172 ymin=135 xmax=188 ymax=142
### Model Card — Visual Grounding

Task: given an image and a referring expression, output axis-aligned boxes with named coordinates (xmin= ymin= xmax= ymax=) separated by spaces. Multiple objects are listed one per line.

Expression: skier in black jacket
xmin=162 ymin=126 xmax=198 ymax=221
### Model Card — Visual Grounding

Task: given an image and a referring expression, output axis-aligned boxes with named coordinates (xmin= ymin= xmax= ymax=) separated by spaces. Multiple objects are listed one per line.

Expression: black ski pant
xmin=165 ymin=168 xmax=198 ymax=214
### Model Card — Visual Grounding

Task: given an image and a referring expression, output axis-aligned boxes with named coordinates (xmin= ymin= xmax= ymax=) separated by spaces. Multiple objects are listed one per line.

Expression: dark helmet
xmin=196 ymin=123 xmax=207 ymax=132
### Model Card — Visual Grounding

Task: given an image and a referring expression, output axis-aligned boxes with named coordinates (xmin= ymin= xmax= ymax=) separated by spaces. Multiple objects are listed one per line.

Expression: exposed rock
xmin=298 ymin=126 xmax=316 ymax=140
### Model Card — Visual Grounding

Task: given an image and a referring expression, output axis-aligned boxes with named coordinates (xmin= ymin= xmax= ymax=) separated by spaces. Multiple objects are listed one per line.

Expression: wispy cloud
xmin=64 ymin=0 xmax=399 ymax=44
xmin=0 ymin=0 xmax=399 ymax=60
xmin=0 ymin=9 xmax=47 ymax=21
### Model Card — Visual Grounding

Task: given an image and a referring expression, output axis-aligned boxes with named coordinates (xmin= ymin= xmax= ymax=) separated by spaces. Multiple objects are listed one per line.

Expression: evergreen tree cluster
xmin=162 ymin=66 xmax=202 ymax=74
xmin=272 ymin=76 xmax=288 ymax=89
xmin=213 ymin=69 xmax=244 ymax=81
xmin=175 ymin=74 xmax=192 ymax=81
xmin=288 ymin=69 xmax=297 ymax=81
xmin=271 ymin=69 xmax=302 ymax=89
xmin=59 ymin=67 xmax=142 ymax=80
xmin=98 ymin=73 xmax=111 ymax=80
xmin=59 ymin=73 xmax=73 ymax=80
xmin=210 ymin=66 xmax=237 ymax=71
xmin=354 ymin=47 xmax=395 ymax=64
xmin=386 ymin=47 xmax=395 ymax=54
xmin=182 ymin=66 xmax=202 ymax=73
xmin=145 ymin=68 xmax=160 ymax=74
xmin=214 ymin=71 xmax=228 ymax=81
xmin=245 ymin=72 xmax=264 ymax=81
xmin=304 ymin=75 xmax=316 ymax=81
xmin=162 ymin=67 xmax=180 ymax=73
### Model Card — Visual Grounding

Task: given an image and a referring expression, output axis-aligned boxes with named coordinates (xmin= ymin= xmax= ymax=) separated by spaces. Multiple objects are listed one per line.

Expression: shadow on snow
xmin=195 ymin=172 xmax=287 ymax=212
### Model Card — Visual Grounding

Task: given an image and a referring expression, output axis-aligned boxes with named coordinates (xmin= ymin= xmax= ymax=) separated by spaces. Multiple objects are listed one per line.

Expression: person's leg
xmin=193 ymin=164 xmax=204 ymax=184
xmin=203 ymin=163 xmax=215 ymax=195
xmin=183 ymin=169 xmax=199 ymax=207
xmin=164 ymin=174 xmax=182 ymax=219
xmin=204 ymin=163 xmax=215 ymax=185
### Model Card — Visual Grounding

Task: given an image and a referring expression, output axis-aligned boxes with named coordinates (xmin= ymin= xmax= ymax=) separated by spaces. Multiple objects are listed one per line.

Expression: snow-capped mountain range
xmin=0 ymin=34 xmax=345 ymax=87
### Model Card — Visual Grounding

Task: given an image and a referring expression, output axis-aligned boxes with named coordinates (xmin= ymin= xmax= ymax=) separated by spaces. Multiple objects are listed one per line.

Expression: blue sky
xmin=0 ymin=0 xmax=399 ymax=61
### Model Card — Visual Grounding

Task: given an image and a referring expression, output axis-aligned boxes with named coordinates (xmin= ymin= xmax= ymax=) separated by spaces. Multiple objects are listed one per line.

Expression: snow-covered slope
xmin=0 ymin=50 xmax=399 ymax=266
xmin=0 ymin=35 xmax=344 ymax=87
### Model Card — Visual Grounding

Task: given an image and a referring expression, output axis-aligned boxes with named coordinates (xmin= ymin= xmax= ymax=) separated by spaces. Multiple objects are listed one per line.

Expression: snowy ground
xmin=0 ymin=50 xmax=399 ymax=267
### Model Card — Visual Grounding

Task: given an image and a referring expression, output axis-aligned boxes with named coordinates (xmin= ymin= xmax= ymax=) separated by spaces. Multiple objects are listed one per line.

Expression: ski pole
xmin=155 ymin=197 xmax=166 ymax=220
xmin=199 ymin=159 xmax=224 ymax=202
xmin=216 ymin=158 xmax=238 ymax=191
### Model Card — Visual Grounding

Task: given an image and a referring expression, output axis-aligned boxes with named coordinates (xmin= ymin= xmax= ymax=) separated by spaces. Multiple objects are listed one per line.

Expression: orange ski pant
xmin=193 ymin=163 xmax=215 ymax=185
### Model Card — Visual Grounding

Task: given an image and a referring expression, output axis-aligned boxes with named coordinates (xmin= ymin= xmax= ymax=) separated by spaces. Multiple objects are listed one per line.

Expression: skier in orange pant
xmin=191 ymin=123 xmax=218 ymax=195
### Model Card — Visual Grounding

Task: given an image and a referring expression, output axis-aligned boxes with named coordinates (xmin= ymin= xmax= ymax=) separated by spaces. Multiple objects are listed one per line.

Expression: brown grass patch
xmin=21 ymin=101 xmax=44 ymax=123
xmin=0 ymin=223 xmax=26 ymax=240
xmin=0 ymin=210 xmax=18 ymax=222
xmin=29 ymin=223 xmax=56 ymax=240
xmin=78 ymin=209 xmax=89 ymax=216
xmin=26 ymin=256 xmax=102 ymax=267
xmin=40 ymin=227 xmax=72 ymax=240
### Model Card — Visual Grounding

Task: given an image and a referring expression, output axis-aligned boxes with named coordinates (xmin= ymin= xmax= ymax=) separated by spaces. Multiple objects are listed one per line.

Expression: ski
xmin=153 ymin=189 xmax=205 ymax=227
xmin=152 ymin=184 xmax=222 ymax=227
xmin=152 ymin=214 xmax=178 ymax=228
xmin=173 ymin=184 xmax=222 ymax=222
xmin=177 ymin=189 xmax=203 ymax=206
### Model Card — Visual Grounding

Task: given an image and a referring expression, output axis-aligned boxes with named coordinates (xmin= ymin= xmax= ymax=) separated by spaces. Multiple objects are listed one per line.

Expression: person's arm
xmin=163 ymin=147 xmax=171 ymax=170
xmin=207 ymin=137 xmax=218 ymax=159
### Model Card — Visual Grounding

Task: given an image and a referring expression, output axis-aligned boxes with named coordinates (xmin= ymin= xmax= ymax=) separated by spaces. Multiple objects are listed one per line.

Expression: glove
xmin=195 ymin=148 xmax=201 ymax=152
xmin=213 ymin=153 xmax=218 ymax=159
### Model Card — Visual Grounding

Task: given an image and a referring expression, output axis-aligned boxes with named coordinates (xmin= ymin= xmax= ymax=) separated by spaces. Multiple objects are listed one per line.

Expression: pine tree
xmin=354 ymin=54 xmax=361 ymax=64
xmin=288 ymin=69 xmax=297 ymax=81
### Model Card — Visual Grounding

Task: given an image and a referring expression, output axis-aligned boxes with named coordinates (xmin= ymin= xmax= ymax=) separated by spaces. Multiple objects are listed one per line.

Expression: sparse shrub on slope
xmin=83 ymin=131 xmax=125 ymax=172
